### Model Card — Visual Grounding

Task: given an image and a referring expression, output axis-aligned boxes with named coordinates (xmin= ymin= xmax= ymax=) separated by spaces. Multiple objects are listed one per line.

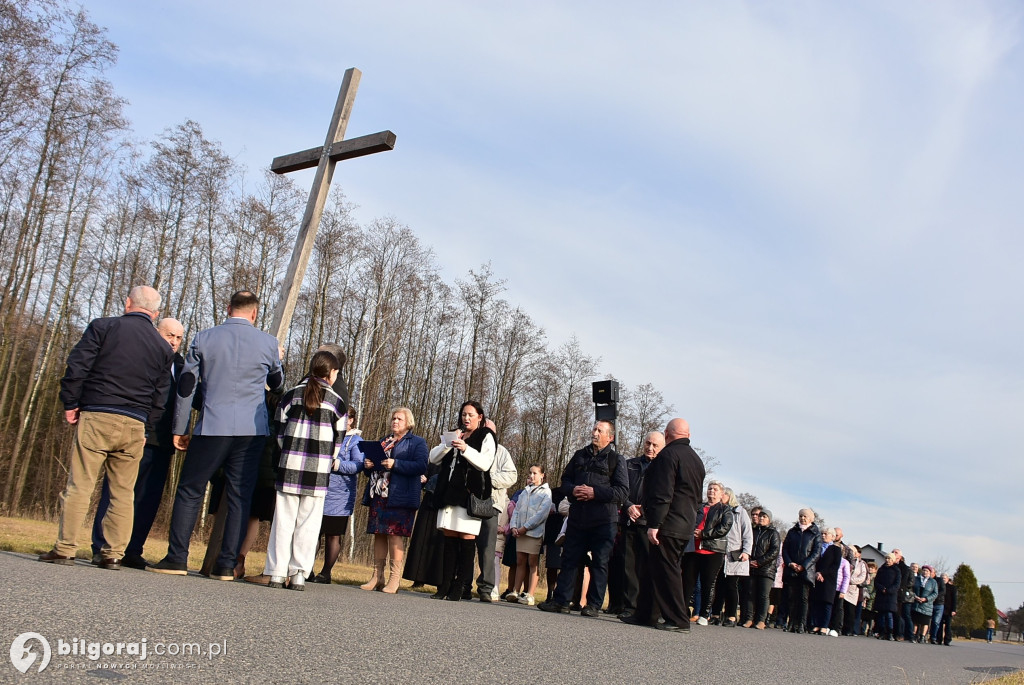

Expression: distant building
xmin=859 ymin=543 xmax=887 ymax=568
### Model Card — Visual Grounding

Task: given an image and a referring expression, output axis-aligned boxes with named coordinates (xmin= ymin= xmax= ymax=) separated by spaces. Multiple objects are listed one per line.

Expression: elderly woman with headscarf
xmin=781 ymin=508 xmax=821 ymax=633
xmin=873 ymin=553 xmax=902 ymax=640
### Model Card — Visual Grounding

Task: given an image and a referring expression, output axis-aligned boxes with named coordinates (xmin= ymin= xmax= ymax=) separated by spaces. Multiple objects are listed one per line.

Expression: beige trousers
xmin=55 ymin=411 xmax=146 ymax=558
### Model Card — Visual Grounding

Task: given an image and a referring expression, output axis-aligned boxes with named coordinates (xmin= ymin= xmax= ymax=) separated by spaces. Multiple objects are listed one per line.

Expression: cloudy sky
xmin=84 ymin=0 xmax=1024 ymax=608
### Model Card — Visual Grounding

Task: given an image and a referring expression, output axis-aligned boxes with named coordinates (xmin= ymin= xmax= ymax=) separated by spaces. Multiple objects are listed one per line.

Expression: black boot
xmin=431 ymin=537 xmax=459 ymax=600
xmin=447 ymin=538 xmax=476 ymax=601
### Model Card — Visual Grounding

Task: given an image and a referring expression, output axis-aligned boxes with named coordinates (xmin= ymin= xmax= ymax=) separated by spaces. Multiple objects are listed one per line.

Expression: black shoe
xmin=723 ymin=618 xmax=737 ymax=627
xmin=429 ymin=591 xmax=447 ymax=600
xmin=210 ymin=566 xmax=236 ymax=581
xmin=619 ymin=614 xmax=654 ymax=627
xmin=603 ymin=606 xmax=623 ymax=615
xmin=580 ymin=606 xmax=599 ymax=618
xmin=91 ymin=553 xmax=103 ymax=566
xmin=147 ymin=558 xmax=188 ymax=575
xmin=98 ymin=557 xmax=121 ymax=571
xmin=656 ymin=621 xmax=691 ymax=633
xmin=499 ymin=589 xmax=513 ymax=600
xmin=537 ymin=601 xmax=570 ymax=614
xmin=461 ymin=589 xmax=472 ymax=600
xmin=708 ymin=616 xmax=721 ymax=626
xmin=310 ymin=574 xmax=332 ymax=584
xmin=569 ymin=603 xmax=584 ymax=613
xmin=617 ymin=611 xmax=635 ymax=620
xmin=121 ymin=554 xmax=148 ymax=570
xmin=477 ymin=592 xmax=493 ymax=603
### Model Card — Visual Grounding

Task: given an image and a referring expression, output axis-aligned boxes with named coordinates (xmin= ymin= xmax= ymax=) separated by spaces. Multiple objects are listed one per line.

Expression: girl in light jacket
xmin=506 ymin=465 xmax=551 ymax=605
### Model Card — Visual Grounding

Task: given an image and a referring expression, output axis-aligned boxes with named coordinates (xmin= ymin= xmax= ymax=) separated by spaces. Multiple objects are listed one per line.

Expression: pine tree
xmin=953 ymin=563 xmax=983 ymax=636
xmin=980 ymin=585 xmax=999 ymax=623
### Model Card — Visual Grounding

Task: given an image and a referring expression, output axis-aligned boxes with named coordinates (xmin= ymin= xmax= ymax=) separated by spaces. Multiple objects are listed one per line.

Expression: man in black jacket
xmin=538 ymin=421 xmax=628 ymax=617
xmin=90 ymin=317 xmax=185 ymax=569
xmin=622 ymin=418 xmax=706 ymax=632
xmin=935 ymin=573 xmax=957 ymax=645
xmin=39 ymin=286 xmax=173 ymax=570
xmin=616 ymin=431 xmax=665 ymax=618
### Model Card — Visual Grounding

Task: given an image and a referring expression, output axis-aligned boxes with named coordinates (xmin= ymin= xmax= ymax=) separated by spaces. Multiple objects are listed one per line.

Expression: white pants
xmin=264 ymin=491 xmax=325 ymax=577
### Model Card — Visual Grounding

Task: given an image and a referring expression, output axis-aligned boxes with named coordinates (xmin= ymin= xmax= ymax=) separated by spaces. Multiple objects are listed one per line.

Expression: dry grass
xmin=0 ymin=515 xmax=374 ymax=585
xmin=977 ymin=672 xmax=1024 ymax=685
xmin=0 ymin=515 xmax=542 ymax=596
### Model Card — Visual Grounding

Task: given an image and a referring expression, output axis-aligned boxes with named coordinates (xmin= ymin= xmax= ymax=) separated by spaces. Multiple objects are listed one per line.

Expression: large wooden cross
xmin=199 ymin=69 xmax=393 ymax=576
xmin=268 ymin=67 xmax=396 ymax=341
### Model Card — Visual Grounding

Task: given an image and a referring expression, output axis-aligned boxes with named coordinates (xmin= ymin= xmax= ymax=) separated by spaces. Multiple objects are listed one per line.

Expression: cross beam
xmin=267 ymin=67 xmax=396 ymax=342
xmin=271 ymin=131 xmax=396 ymax=175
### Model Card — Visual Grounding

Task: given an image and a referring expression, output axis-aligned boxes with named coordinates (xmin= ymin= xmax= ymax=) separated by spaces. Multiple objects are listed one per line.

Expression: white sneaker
xmin=490 ymin=590 xmax=500 ymax=602
xmin=828 ymin=630 xmax=839 ymax=637
xmin=522 ymin=594 xmax=535 ymax=606
xmin=505 ymin=593 xmax=519 ymax=603
xmin=697 ymin=617 xmax=709 ymax=626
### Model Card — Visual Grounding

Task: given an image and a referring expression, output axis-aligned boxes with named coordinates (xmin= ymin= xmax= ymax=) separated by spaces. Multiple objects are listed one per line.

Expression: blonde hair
xmin=724 ymin=487 xmax=738 ymax=508
xmin=391 ymin=406 xmax=416 ymax=430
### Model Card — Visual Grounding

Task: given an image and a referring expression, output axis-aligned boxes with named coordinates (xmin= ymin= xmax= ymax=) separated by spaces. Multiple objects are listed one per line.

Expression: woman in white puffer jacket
xmin=505 ymin=465 xmax=551 ymax=606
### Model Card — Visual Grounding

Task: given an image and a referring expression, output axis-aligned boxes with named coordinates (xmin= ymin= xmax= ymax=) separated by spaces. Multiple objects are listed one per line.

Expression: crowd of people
xmin=40 ymin=285 xmax=957 ymax=644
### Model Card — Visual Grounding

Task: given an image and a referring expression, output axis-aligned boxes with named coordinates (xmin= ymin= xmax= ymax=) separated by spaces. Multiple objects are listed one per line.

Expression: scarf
xmin=368 ymin=433 xmax=405 ymax=499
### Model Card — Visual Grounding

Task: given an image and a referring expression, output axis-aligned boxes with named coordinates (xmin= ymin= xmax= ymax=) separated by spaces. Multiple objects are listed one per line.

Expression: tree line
xmin=0 ymin=0 xmax=675 ymax=536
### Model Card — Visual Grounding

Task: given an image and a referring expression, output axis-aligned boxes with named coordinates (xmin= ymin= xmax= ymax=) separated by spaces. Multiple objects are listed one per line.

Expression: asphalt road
xmin=2 ymin=551 xmax=1022 ymax=684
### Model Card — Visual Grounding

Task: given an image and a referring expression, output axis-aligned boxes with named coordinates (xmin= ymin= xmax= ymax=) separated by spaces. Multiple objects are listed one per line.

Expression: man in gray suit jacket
xmin=148 ymin=291 xmax=284 ymax=580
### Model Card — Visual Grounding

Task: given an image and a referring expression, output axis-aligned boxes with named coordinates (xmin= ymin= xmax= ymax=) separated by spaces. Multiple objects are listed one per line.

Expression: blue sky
xmin=84 ymin=0 xmax=1024 ymax=608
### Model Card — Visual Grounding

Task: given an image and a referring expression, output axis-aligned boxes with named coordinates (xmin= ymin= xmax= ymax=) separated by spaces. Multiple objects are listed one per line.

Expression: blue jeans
xmin=551 ymin=521 xmax=616 ymax=607
xmin=930 ymin=605 xmax=945 ymax=640
xmin=901 ymin=602 xmax=915 ymax=640
xmin=879 ymin=610 xmax=894 ymax=636
xmin=92 ymin=443 xmax=174 ymax=558
xmin=987 ymin=628 xmax=995 ymax=642
xmin=164 ymin=435 xmax=265 ymax=571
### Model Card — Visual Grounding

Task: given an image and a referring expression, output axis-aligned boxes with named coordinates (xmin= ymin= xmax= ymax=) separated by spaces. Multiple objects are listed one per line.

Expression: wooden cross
xmin=268 ymin=67 xmax=396 ymax=341
xmin=198 ymin=69 xmax=393 ymax=576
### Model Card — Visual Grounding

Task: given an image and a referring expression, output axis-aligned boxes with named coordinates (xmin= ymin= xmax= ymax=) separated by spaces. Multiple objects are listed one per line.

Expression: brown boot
xmin=382 ymin=556 xmax=404 ymax=594
xmin=360 ymin=560 xmax=386 ymax=591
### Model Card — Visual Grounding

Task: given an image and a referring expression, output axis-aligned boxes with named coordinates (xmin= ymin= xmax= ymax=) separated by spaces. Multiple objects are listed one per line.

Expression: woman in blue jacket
xmin=359 ymin=407 xmax=429 ymax=593
xmin=309 ymin=409 xmax=364 ymax=583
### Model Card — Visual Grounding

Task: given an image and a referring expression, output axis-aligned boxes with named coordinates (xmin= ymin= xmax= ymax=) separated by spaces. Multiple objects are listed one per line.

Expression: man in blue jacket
xmin=148 ymin=290 xmax=284 ymax=580
xmin=40 ymin=286 xmax=173 ymax=570
xmin=538 ymin=420 xmax=628 ymax=617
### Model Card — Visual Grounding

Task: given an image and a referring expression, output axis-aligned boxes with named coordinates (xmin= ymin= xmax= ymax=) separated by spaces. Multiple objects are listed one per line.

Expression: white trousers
xmin=264 ymin=491 xmax=325 ymax=577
